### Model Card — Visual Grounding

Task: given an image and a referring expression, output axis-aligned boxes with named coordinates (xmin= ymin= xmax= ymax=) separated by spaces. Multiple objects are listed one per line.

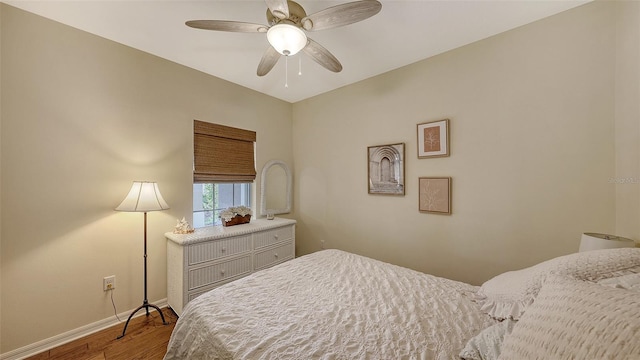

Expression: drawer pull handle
xmin=221 ymin=269 xmax=226 ymax=275
xmin=274 ymin=235 xmax=279 ymax=239
xmin=221 ymin=248 xmax=226 ymax=252
xmin=274 ymin=253 xmax=279 ymax=258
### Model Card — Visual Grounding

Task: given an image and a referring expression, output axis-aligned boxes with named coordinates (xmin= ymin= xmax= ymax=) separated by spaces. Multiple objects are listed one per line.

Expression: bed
xmin=164 ymin=248 xmax=640 ymax=360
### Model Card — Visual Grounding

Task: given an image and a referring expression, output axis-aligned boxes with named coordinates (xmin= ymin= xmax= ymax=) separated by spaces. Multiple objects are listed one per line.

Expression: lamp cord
xmin=110 ymin=289 xmax=122 ymax=322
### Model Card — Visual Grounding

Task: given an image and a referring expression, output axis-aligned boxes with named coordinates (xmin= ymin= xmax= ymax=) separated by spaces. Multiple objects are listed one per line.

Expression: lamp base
xmin=116 ymin=299 xmax=168 ymax=339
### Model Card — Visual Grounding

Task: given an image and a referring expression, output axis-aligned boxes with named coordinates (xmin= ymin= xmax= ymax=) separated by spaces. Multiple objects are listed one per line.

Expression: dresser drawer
xmin=254 ymin=226 xmax=293 ymax=249
xmin=188 ymin=254 xmax=252 ymax=290
xmin=188 ymin=235 xmax=252 ymax=265
xmin=254 ymin=241 xmax=294 ymax=270
xmin=187 ymin=278 xmax=236 ymax=302
xmin=188 ymin=284 xmax=216 ymax=302
xmin=167 ymin=219 xmax=296 ymax=316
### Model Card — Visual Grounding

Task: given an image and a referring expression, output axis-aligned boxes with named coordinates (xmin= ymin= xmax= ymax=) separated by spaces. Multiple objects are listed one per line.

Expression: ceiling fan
xmin=186 ymin=0 xmax=382 ymax=77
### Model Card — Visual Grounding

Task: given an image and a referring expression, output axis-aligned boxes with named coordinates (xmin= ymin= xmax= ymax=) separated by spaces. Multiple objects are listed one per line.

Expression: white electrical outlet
xmin=320 ymin=239 xmax=326 ymax=249
xmin=103 ymin=275 xmax=116 ymax=291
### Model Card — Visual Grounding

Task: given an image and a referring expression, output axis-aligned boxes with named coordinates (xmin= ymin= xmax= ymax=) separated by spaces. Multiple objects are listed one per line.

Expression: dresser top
xmin=165 ymin=217 xmax=296 ymax=245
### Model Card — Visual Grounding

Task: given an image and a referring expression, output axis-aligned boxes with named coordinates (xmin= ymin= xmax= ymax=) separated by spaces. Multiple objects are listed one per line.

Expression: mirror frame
xmin=260 ymin=160 xmax=292 ymax=216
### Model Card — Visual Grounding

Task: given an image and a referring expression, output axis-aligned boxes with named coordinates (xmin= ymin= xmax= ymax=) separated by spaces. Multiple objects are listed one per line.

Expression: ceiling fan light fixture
xmin=267 ymin=24 xmax=307 ymax=56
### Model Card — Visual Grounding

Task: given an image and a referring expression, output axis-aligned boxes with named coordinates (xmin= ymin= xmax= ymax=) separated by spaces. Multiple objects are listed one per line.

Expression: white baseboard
xmin=0 ymin=299 xmax=169 ymax=360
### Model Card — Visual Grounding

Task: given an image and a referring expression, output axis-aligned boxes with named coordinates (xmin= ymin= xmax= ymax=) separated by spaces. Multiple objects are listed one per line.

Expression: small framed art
xmin=418 ymin=177 xmax=451 ymax=214
xmin=368 ymin=143 xmax=405 ymax=195
xmin=417 ymin=119 xmax=449 ymax=158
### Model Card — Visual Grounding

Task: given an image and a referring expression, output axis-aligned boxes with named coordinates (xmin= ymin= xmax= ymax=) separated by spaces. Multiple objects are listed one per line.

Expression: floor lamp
xmin=115 ymin=181 xmax=170 ymax=339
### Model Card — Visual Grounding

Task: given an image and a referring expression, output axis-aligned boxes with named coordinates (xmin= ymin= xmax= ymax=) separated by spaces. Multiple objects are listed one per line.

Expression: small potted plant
xmin=220 ymin=208 xmax=237 ymax=226
xmin=233 ymin=206 xmax=252 ymax=224
xmin=220 ymin=206 xmax=252 ymax=227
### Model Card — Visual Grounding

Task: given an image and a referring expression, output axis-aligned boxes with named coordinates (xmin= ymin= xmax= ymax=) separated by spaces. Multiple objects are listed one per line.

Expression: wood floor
xmin=25 ymin=308 xmax=178 ymax=360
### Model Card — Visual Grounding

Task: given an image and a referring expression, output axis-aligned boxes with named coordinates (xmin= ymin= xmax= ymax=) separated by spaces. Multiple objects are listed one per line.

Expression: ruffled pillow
xmin=597 ymin=272 xmax=640 ymax=291
xmin=475 ymin=248 xmax=640 ymax=320
xmin=459 ymin=319 xmax=517 ymax=360
xmin=497 ymin=275 xmax=640 ymax=359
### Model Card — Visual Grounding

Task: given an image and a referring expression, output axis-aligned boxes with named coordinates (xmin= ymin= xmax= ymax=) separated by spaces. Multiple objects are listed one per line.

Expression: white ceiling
xmin=5 ymin=0 xmax=589 ymax=103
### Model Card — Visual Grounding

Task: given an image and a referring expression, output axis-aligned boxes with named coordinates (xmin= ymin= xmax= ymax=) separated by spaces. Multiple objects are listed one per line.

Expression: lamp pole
xmin=117 ymin=211 xmax=168 ymax=339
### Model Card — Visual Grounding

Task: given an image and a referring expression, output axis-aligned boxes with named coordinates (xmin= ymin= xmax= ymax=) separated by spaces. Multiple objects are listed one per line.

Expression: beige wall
xmin=614 ymin=1 xmax=640 ymax=240
xmin=0 ymin=3 xmax=3 ymax=348
xmin=292 ymin=1 xmax=621 ymax=285
xmin=0 ymin=4 xmax=292 ymax=353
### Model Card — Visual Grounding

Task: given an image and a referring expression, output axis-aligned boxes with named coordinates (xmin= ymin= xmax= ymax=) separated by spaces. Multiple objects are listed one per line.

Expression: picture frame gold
xmin=368 ymin=143 xmax=405 ymax=195
xmin=417 ymin=119 xmax=449 ymax=158
xmin=418 ymin=177 xmax=451 ymax=214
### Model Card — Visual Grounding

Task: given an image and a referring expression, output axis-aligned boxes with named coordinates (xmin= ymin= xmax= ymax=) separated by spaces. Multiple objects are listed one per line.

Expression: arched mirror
xmin=260 ymin=160 xmax=292 ymax=217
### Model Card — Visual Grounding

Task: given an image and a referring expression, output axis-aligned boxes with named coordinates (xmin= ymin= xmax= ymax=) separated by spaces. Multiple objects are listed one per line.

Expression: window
xmin=193 ymin=183 xmax=251 ymax=228
xmin=192 ymin=120 xmax=256 ymax=228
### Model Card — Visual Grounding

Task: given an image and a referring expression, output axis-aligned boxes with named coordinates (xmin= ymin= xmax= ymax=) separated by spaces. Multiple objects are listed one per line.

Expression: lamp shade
xmin=115 ymin=181 xmax=170 ymax=212
xmin=579 ymin=232 xmax=636 ymax=252
xmin=267 ymin=23 xmax=307 ymax=56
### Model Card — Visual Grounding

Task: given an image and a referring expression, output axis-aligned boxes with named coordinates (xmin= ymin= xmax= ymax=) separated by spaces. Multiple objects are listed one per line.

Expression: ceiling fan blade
xmin=302 ymin=38 xmax=342 ymax=73
xmin=265 ymin=0 xmax=290 ymax=20
xmin=186 ymin=20 xmax=268 ymax=33
xmin=257 ymin=46 xmax=281 ymax=76
xmin=301 ymin=0 xmax=381 ymax=31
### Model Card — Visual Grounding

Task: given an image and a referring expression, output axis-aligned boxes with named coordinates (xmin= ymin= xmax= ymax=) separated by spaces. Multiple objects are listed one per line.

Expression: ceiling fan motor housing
xmin=266 ymin=0 xmax=307 ymax=27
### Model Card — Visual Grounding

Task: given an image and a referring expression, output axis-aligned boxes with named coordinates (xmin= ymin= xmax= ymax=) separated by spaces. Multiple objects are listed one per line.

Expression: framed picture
xmin=368 ymin=143 xmax=405 ymax=195
xmin=417 ymin=119 xmax=449 ymax=158
xmin=419 ymin=177 xmax=451 ymax=214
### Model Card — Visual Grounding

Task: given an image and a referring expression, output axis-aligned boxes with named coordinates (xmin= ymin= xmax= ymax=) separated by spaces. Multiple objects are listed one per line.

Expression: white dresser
xmin=166 ymin=218 xmax=296 ymax=315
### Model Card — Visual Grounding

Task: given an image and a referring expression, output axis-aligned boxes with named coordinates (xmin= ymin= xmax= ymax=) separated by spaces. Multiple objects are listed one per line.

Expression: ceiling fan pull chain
xmin=285 ymin=56 xmax=289 ymax=88
xmin=299 ymin=56 xmax=302 ymax=76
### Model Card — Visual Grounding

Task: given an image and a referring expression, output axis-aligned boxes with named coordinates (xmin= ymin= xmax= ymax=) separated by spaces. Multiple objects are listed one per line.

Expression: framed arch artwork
xmin=367 ymin=143 xmax=405 ymax=195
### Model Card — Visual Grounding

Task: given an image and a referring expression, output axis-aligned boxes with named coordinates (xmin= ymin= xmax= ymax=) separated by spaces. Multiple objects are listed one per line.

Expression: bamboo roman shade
xmin=193 ymin=120 xmax=256 ymax=183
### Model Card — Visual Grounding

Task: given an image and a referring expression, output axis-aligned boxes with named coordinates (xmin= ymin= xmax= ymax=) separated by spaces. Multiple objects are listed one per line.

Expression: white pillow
xmin=597 ymin=272 xmax=640 ymax=291
xmin=459 ymin=320 xmax=517 ymax=360
xmin=497 ymin=275 xmax=640 ymax=360
xmin=475 ymin=248 xmax=640 ymax=320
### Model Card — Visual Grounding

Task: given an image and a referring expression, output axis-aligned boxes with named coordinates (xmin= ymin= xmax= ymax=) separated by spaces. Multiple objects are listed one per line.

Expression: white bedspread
xmin=164 ymin=249 xmax=495 ymax=360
